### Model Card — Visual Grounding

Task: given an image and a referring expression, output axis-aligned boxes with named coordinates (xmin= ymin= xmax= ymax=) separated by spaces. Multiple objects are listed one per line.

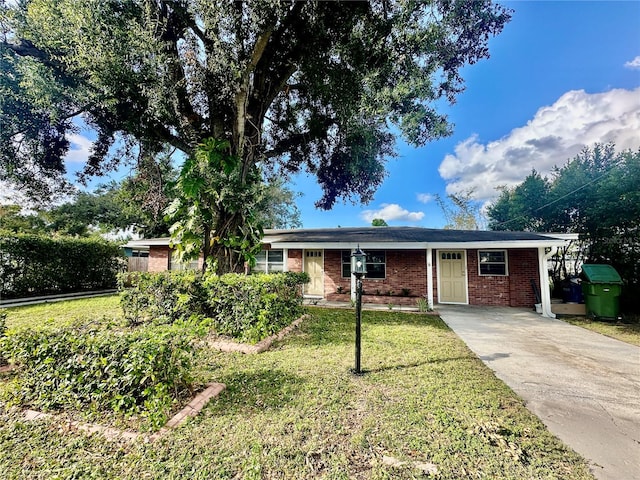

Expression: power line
xmin=491 ymin=166 xmax=614 ymax=229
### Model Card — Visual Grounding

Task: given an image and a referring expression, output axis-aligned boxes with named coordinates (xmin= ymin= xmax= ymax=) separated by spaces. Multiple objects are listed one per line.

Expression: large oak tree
xmin=1 ymin=0 xmax=511 ymax=272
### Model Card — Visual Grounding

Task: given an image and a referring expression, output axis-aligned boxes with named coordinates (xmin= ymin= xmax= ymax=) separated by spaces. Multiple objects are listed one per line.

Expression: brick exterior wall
xmin=287 ymin=249 xmax=303 ymax=272
xmin=147 ymin=246 xmax=204 ymax=272
xmin=148 ymin=246 xmax=170 ymax=272
xmin=324 ymin=249 xmax=427 ymax=305
xmin=508 ymin=249 xmax=540 ymax=307
xmin=324 ymin=250 xmax=349 ymax=299
xmin=149 ymin=244 xmax=539 ymax=309
xmin=466 ymin=248 xmax=539 ymax=307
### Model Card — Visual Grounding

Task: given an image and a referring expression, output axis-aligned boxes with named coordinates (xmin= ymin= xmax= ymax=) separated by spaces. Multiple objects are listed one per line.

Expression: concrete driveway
xmin=438 ymin=305 xmax=640 ymax=480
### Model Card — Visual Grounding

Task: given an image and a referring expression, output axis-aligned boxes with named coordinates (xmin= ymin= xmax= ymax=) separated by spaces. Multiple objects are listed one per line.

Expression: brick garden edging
xmin=20 ymin=382 xmax=226 ymax=442
xmin=207 ymin=314 xmax=309 ymax=354
xmin=0 ymin=364 xmax=18 ymax=374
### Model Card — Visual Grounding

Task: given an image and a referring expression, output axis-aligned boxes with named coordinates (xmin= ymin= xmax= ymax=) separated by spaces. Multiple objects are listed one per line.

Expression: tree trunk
xmin=210 ymin=208 xmax=248 ymax=275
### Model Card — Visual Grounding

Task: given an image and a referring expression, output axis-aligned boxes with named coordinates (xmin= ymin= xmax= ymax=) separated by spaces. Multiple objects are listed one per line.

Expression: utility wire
xmin=491 ymin=165 xmax=615 ymax=229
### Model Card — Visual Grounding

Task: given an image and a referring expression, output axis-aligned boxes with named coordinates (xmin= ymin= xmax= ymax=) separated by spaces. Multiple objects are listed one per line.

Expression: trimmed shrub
xmin=204 ymin=272 xmax=309 ymax=343
xmin=119 ymin=271 xmax=309 ymax=343
xmin=1 ymin=323 xmax=194 ymax=430
xmin=119 ymin=271 xmax=208 ymax=326
xmin=0 ymin=232 xmax=125 ymax=298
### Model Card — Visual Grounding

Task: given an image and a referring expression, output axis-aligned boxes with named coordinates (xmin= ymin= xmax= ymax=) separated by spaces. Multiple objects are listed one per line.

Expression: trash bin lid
xmin=581 ymin=264 xmax=623 ymax=284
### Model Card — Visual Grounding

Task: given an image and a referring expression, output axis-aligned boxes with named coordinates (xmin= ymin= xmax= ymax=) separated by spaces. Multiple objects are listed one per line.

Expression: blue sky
xmin=291 ymin=1 xmax=640 ymax=228
xmin=53 ymin=1 xmax=640 ymax=229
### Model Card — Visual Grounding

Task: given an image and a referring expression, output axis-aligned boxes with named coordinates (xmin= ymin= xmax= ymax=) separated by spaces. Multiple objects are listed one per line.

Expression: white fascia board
xmin=538 ymin=233 xmax=579 ymax=241
xmin=267 ymin=242 xmax=428 ymax=250
xmin=427 ymin=240 xmax=571 ymax=249
xmin=124 ymin=238 xmax=171 ymax=247
xmin=268 ymin=240 xmax=571 ymax=250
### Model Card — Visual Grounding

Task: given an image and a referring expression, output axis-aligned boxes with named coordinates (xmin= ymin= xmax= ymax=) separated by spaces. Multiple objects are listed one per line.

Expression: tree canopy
xmin=486 ymin=144 xmax=640 ymax=310
xmin=1 ymin=0 xmax=511 ymax=271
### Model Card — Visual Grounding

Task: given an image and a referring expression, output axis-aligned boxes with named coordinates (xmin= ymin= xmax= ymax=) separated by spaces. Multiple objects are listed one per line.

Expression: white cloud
xmin=438 ymin=87 xmax=640 ymax=203
xmin=361 ymin=203 xmax=424 ymax=223
xmin=416 ymin=193 xmax=434 ymax=203
xmin=64 ymin=133 xmax=93 ymax=164
xmin=624 ymin=56 xmax=640 ymax=69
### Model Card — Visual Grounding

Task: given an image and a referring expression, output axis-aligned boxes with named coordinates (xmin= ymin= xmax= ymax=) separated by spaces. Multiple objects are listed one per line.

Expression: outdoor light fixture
xmin=351 ymin=245 xmax=367 ymax=277
xmin=351 ymin=246 xmax=367 ymax=374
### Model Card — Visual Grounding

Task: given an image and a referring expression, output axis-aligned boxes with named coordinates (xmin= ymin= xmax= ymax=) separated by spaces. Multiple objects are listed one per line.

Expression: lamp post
xmin=351 ymin=246 xmax=367 ymax=374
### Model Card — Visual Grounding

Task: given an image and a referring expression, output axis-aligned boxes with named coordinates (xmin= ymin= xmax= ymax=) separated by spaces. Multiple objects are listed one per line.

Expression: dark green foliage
xmin=2 ymin=0 xmax=510 ymax=268
xmin=1 ymin=323 xmax=194 ymax=430
xmin=120 ymin=271 xmax=309 ymax=343
xmin=118 ymin=271 xmax=208 ymax=327
xmin=487 ymin=145 xmax=640 ymax=312
xmin=165 ymin=138 xmax=266 ymax=273
xmin=0 ymin=232 xmax=124 ymax=298
xmin=204 ymin=272 xmax=309 ymax=343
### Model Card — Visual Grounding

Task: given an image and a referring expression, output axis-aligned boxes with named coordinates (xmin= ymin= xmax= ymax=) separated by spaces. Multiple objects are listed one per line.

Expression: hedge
xmin=0 ymin=323 xmax=194 ymax=430
xmin=120 ymin=271 xmax=309 ymax=343
xmin=0 ymin=232 xmax=125 ymax=298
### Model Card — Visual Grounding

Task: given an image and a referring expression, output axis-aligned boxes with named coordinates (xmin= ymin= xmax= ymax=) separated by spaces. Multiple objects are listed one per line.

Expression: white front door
xmin=439 ymin=251 xmax=468 ymax=304
xmin=304 ymin=250 xmax=324 ymax=296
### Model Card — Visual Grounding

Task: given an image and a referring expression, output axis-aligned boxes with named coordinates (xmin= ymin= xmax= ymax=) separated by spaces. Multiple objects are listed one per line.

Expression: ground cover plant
xmin=0 ymin=301 xmax=594 ymax=479
xmin=562 ymin=315 xmax=640 ymax=347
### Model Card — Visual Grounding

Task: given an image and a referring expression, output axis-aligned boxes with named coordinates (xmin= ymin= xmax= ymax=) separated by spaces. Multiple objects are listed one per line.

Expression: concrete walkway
xmin=438 ymin=305 xmax=640 ymax=480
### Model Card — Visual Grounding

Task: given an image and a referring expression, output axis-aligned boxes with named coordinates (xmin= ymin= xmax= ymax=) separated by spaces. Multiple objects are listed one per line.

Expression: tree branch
xmin=2 ymin=39 xmax=65 ymax=70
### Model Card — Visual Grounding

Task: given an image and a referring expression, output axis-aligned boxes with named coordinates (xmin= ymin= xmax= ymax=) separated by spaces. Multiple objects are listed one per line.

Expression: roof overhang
xmin=123 ymin=230 xmax=577 ymax=251
xmin=267 ymin=239 xmax=571 ymax=250
xmin=123 ymin=238 xmax=170 ymax=248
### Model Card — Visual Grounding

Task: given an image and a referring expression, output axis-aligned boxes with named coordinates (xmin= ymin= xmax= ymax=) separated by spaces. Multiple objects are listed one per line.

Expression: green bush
xmin=119 ymin=271 xmax=309 ymax=343
xmin=1 ymin=323 xmax=194 ymax=430
xmin=118 ymin=271 xmax=208 ymax=326
xmin=204 ymin=272 xmax=309 ymax=343
xmin=0 ymin=232 xmax=125 ymax=298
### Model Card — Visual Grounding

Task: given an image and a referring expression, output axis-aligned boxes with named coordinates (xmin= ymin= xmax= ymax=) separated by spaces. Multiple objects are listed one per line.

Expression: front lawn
xmin=562 ymin=315 xmax=640 ymax=347
xmin=0 ymin=300 xmax=594 ymax=479
xmin=2 ymin=295 xmax=122 ymax=334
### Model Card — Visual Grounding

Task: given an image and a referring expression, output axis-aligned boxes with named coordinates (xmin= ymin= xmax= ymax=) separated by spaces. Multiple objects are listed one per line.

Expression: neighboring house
xmin=122 ymin=245 xmax=149 ymax=272
xmin=124 ymin=227 xmax=577 ymax=318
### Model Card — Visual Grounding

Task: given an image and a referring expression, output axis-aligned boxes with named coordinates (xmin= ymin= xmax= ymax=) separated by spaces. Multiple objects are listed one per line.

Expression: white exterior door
xmin=304 ymin=250 xmax=324 ymax=296
xmin=439 ymin=251 xmax=468 ymax=304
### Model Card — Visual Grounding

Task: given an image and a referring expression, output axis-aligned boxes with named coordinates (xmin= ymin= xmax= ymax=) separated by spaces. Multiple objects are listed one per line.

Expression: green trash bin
xmin=580 ymin=264 xmax=623 ymax=320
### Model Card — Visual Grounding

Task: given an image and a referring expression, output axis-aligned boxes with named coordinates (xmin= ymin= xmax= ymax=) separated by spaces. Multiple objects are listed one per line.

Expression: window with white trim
xmin=478 ymin=250 xmax=508 ymax=276
xmin=341 ymin=250 xmax=386 ymax=279
xmin=253 ymin=249 xmax=284 ymax=273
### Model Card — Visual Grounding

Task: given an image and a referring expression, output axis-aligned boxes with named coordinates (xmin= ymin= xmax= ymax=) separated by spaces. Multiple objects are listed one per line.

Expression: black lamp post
xmin=351 ymin=246 xmax=367 ymax=374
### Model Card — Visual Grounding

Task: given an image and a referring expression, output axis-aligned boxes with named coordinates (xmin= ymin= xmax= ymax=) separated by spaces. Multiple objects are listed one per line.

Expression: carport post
xmin=426 ymin=248 xmax=434 ymax=310
xmin=538 ymin=247 xmax=556 ymax=318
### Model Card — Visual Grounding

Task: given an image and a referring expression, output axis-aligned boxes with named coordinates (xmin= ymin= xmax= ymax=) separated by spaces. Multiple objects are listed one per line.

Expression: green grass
xmin=2 ymin=295 xmax=122 ymax=334
xmin=562 ymin=315 xmax=640 ymax=346
xmin=0 ymin=301 xmax=594 ymax=479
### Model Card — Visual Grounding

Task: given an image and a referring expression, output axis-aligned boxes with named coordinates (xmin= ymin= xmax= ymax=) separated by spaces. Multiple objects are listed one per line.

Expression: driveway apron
xmin=438 ymin=305 xmax=640 ymax=480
